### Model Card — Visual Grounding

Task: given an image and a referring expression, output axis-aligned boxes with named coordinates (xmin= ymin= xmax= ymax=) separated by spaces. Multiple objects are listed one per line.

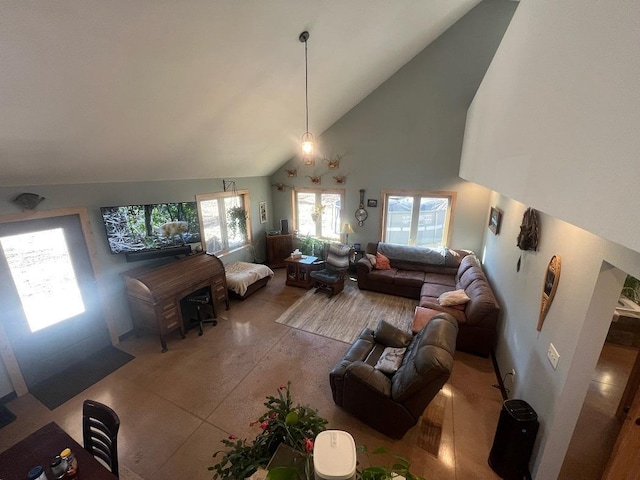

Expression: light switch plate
xmin=548 ymin=343 xmax=560 ymax=370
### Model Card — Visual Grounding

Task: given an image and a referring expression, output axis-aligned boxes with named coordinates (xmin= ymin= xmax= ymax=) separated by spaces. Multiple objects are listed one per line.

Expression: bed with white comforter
xmin=225 ymin=261 xmax=274 ymax=298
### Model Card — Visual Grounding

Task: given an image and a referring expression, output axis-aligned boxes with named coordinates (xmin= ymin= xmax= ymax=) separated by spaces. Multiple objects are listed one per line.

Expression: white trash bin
xmin=313 ymin=430 xmax=356 ymax=480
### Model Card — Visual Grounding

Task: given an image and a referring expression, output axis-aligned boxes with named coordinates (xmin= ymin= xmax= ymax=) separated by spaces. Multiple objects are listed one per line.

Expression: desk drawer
xmin=212 ymin=280 xmax=227 ymax=303
xmin=160 ymin=301 xmax=180 ymax=331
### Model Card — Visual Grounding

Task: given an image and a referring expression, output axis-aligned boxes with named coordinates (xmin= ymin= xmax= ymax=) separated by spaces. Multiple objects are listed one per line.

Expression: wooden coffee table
xmin=284 ymin=256 xmax=320 ymax=289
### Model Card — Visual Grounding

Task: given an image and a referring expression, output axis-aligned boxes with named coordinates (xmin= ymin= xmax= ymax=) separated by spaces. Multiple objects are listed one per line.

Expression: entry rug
xmin=275 ymin=283 xmax=417 ymax=344
xmin=0 ymin=404 xmax=16 ymax=428
xmin=31 ymin=346 xmax=134 ymax=410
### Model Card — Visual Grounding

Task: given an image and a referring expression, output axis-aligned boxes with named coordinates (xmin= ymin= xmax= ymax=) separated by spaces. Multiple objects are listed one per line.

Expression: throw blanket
xmin=225 ymin=262 xmax=274 ymax=296
xmin=377 ymin=243 xmax=447 ymax=266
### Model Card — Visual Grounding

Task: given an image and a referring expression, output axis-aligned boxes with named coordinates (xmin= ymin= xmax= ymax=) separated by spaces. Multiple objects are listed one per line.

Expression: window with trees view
xmin=293 ymin=188 xmax=344 ymax=241
xmin=196 ymin=189 xmax=251 ymax=254
xmin=381 ymin=191 xmax=455 ymax=247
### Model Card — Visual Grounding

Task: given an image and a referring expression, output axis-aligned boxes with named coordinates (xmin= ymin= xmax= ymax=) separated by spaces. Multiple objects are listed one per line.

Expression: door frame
xmin=0 ymin=207 xmax=118 ymax=396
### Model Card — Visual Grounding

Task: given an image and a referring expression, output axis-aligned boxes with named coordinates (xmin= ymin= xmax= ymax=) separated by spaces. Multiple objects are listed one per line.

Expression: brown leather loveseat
xmin=356 ymin=242 xmax=499 ymax=356
xmin=329 ymin=314 xmax=458 ymax=439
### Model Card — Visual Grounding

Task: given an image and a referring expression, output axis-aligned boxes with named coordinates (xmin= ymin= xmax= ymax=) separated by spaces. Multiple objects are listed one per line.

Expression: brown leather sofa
xmin=329 ymin=314 xmax=458 ymax=439
xmin=356 ymin=242 xmax=499 ymax=356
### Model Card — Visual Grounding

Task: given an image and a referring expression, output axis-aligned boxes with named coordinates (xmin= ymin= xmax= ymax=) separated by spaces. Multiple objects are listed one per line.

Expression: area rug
xmin=275 ymin=283 xmax=417 ymax=343
xmin=0 ymin=404 xmax=16 ymax=428
xmin=416 ymin=389 xmax=447 ymax=457
xmin=31 ymin=346 xmax=134 ymax=410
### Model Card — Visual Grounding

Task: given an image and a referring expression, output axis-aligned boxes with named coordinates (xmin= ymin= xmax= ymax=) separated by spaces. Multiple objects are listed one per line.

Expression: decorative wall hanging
xmin=259 ymin=201 xmax=268 ymax=224
xmin=12 ymin=192 xmax=45 ymax=210
xmin=538 ymin=255 xmax=561 ymax=331
xmin=333 ymin=176 xmax=346 ymax=185
xmin=367 ymin=199 xmax=377 ymax=208
xmin=272 ymin=183 xmax=290 ymax=192
xmin=516 ymin=207 xmax=539 ymax=271
xmin=488 ymin=207 xmax=502 ymax=235
xmin=306 ymin=175 xmax=321 ymax=185
xmin=285 ymin=168 xmax=297 ymax=177
xmin=323 ymin=154 xmax=343 ymax=169
xmin=303 ymin=157 xmax=315 ymax=166
xmin=355 ymin=189 xmax=368 ymax=227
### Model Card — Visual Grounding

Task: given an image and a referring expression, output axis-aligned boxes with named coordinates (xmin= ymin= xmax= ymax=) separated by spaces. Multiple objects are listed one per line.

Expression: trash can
xmin=488 ymin=399 xmax=539 ymax=480
xmin=314 ymin=430 xmax=356 ymax=480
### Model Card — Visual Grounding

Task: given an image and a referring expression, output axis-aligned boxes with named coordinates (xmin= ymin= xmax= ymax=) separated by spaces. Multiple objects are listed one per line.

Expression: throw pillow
xmin=375 ymin=252 xmax=391 ymax=270
xmin=366 ymin=253 xmax=377 ymax=267
xmin=438 ymin=289 xmax=471 ymax=306
xmin=374 ymin=347 xmax=406 ymax=375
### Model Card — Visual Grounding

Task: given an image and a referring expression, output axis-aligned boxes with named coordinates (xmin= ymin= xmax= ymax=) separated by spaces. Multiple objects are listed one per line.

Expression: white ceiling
xmin=0 ymin=0 xmax=480 ymax=186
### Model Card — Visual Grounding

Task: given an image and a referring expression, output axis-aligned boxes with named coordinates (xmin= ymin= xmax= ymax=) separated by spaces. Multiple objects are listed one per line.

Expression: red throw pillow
xmin=376 ymin=252 xmax=391 ymax=270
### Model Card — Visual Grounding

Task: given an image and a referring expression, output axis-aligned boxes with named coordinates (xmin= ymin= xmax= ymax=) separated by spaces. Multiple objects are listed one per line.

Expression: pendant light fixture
xmin=299 ymin=31 xmax=314 ymax=164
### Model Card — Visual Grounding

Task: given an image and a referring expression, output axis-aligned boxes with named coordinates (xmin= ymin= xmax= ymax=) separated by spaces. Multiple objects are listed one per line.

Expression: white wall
xmin=482 ymin=193 xmax=640 ymax=478
xmin=270 ymin=0 xmax=518 ymax=255
xmin=460 ymin=0 xmax=640 ymax=254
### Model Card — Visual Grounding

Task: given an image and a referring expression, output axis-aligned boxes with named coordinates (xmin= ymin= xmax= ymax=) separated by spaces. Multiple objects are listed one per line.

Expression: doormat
xmin=31 ymin=346 xmax=134 ymax=410
xmin=0 ymin=404 xmax=16 ymax=428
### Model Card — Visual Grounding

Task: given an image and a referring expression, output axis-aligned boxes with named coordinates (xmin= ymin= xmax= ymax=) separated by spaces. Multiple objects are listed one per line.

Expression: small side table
xmin=350 ymin=249 xmax=366 ymax=272
xmin=285 ymin=256 xmax=320 ymax=289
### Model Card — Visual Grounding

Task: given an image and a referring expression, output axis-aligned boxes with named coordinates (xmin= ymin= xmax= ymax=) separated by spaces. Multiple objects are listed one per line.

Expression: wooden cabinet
xmin=285 ymin=256 xmax=320 ymax=289
xmin=266 ymin=234 xmax=293 ymax=268
xmin=121 ymin=253 xmax=229 ymax=352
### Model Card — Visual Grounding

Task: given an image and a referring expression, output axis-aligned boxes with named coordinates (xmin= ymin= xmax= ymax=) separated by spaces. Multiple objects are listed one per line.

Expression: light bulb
xmin=302 ymin=140 xmax=314 ymax=155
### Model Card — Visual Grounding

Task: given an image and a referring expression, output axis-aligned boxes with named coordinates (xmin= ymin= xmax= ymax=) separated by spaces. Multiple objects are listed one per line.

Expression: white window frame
xmin=292 ymin=188 xmax=345 ymax=241
xmin=380 ymin=190 xmax=456 ymax=247
xmin=196 ymin=189 xmax=252 ymax=255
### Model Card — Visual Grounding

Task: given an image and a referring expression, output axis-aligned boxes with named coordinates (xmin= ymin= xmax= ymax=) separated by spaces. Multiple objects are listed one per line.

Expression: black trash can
xmin=488 ymin=399 xmax=539 ymax=480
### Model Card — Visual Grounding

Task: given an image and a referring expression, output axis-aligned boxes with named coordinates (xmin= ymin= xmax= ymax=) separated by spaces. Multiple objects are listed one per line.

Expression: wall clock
xmin=355 ymin=189 xmax=368 ymax=227
xmin=538 ymin=255 xmax=561 ymax=331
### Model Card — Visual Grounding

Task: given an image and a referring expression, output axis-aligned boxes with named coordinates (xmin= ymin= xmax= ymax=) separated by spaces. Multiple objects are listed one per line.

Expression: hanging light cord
xmin=304 ymin=36 xmax=309 ymax=134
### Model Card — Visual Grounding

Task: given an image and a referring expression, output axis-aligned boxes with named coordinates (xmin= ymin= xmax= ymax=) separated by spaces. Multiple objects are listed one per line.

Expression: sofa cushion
xmin=374 ymin=319 xmax=413 ymax=347
xmin=420 ymin=282 xmax=454 ymax=299
xmin=411 ymin=306 xmax=441 ymax=334
xmin=464 ymin=283 xmax=499 ymax=325
xmin=456 ymin=255 xmax=481 ymax=284
xmin=457 ymin=267 xmax=487 ymax=290
xmin=423 ymin=272 xmax=456 ymax=287
xmin=394 ymin=270 xmax=426 ymax=287
xmin=374 ymin=347 xmax=406 ymax=374
xmin=368 ymin=268 xmax=398 ymax=284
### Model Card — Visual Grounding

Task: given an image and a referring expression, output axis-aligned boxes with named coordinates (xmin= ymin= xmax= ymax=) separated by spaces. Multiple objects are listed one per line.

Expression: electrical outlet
xmin=547 ymin=343 xmax=560 ymax=370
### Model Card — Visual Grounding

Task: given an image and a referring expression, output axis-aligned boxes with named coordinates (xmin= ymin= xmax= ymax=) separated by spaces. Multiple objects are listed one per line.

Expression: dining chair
xmin=82 ymin=399 xmax=120 ymax=477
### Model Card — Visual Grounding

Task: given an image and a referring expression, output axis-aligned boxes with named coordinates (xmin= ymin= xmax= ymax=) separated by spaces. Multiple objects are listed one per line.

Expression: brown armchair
xmin=329 ymin=314 xmax=458 ymax=439
xmin=309 ymin=243 xmax=351 ymax=297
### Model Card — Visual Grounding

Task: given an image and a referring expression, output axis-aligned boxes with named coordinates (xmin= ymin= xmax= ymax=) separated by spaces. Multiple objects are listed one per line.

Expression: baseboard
xmin=490 ymin=349 xmax=509 ymax=400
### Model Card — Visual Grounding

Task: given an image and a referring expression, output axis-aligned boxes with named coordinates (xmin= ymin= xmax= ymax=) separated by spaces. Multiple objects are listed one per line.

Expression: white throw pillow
xmin=438 ymin=289 xmax=471 ymax=306
xmin=366 ymin=253 xmax=377 ymax=267
xmin=374 ymin=347 xmax=406 ymax=375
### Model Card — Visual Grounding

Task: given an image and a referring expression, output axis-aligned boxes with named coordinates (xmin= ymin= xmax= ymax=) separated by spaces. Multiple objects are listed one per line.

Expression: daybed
xmin=225 ymin=262 xmax=274 ymax=300
xmin=356 ymin=242 xmax=500 ymax=356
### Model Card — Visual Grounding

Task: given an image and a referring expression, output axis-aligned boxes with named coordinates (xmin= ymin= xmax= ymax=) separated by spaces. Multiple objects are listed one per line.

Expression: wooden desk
xmin=285 ymin=256 xmax=320 ymax=289
xmin=0 ymin=422 xmax=118 ymax=479
xmin=121 ymin=252 xmax=229 ymax=352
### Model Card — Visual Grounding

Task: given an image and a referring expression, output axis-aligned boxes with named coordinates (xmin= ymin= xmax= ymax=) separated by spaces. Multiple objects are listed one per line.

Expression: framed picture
xmin=367 ymin=199 xmax=377 ymax=208
xmin=259 ymin=201 xmax=268 ymax=224
xmin=488 ymin=207 xmax=502 ymax=235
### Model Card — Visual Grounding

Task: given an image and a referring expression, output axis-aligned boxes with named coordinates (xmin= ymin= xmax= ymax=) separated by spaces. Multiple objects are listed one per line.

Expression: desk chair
xmin=309 ymin=243 xmax=351 ymax=298
xmin=83 ymin=399 xmax=120 ymax=477
xmin=184 ymin=289 xmax=217 ymax=335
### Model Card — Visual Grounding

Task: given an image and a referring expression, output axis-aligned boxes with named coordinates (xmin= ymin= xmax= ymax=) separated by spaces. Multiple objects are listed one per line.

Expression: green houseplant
xmin=228 ymin=206 xmax=248 ymax=239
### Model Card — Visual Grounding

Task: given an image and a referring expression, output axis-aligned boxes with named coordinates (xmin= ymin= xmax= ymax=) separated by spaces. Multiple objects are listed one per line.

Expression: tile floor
xmin=559 ymin=341 xmax=638 ymax=479
xmin=0 ymin=269 xmax=506 ymax=479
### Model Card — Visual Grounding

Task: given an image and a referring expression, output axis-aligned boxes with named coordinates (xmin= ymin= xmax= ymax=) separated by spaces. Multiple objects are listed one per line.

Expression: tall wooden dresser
xmin=266 ymin=233 xmax=293 ymax=268
xmin=121 ymin=253 xmax=228 ymax=352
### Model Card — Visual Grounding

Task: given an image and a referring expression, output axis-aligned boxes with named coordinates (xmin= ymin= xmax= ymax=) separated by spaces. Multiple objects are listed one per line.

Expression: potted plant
xmin=228 ymin=206 xmax=248 ymax=239
xmin=356 ymin=446 xmax=425 ymax=480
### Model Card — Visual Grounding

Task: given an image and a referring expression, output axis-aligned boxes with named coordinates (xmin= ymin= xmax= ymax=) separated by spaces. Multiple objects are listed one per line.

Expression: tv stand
xmin=121 ymin=252 xmax=229 ymax=351
xmin=125 ymin=245 xmax=192 ymax=262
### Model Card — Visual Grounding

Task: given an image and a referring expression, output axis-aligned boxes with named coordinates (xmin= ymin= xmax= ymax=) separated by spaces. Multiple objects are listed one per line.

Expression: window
xmin=381 ymin=190 xmax=455 ymax=247
xmin=293 ymin=188 xmax=344 ymax=240
xmin=196 ymin=189 xmax=252 ymax=254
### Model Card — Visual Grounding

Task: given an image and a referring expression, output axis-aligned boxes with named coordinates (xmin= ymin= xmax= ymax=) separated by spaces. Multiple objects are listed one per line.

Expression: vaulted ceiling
xmin=1 ymin=0 xmax=481 ymax=186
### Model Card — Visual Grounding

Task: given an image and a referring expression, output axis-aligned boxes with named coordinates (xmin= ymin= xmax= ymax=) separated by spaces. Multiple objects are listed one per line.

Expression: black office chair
xmin=309 ymin=243 xmax=351 ymax=298
xmin=184 ymin=288 xmax=217 ymax=336
xmin=83 ymin=399 xmax=120 ymax=477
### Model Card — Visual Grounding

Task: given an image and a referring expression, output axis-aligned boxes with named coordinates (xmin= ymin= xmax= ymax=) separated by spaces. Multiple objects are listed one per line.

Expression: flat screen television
xmin=100 ymin=202 xmax=201 ymax=260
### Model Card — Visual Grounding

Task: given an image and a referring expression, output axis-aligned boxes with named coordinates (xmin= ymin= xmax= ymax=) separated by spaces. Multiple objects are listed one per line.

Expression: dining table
xmin=0 ymin=421 xmax=118 ymax=479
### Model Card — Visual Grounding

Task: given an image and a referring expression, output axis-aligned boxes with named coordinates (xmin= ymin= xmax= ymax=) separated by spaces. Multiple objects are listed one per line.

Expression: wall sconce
xmin=333 ymin=176 xmax=346 ymax=185
xmin=323 ymin=154 xmax=343 ymax=169
xmin=272 ymin=183 xmax=290 ymax=192
xmin=285 ymin=168 xmax=297 ymax=177
xmin=306 ymin=175 xmax=321 ymax=185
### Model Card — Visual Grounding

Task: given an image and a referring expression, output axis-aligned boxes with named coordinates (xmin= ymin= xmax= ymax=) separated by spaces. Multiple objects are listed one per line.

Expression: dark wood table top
xmin=0 ymin=422 xmax=118 ymax=479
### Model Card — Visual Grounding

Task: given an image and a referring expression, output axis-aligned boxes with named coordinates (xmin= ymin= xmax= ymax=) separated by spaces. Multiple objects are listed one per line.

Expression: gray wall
xmin=270 ymin=0 xmax=518 ymax=254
